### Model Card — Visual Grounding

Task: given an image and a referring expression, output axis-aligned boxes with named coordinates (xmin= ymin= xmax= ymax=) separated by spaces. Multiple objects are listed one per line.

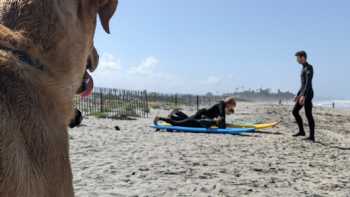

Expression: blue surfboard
xmin=151 ymin=125 xmax=255 ymax=135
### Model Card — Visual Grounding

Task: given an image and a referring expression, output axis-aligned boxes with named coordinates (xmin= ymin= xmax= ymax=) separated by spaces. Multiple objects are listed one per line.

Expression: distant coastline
xmin=315 ymin=100 xmax=350 ymax=109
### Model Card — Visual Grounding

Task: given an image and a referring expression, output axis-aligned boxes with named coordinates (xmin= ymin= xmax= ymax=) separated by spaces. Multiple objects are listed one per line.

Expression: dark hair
xmin=295 ymin=50 xmax=307 ymax=59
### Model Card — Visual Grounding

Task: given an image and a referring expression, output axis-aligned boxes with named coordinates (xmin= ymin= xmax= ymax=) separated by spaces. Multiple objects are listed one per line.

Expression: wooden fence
xmin=147 ymin=92 xmax=224 ymax=111
xmin=74 ymin=88 xmax=232 ymax=119
xmin=74 ymin=87 xmax=149 ymax=119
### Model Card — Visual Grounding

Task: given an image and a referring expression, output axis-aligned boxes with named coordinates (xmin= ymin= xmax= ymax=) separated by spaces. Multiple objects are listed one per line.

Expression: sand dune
xmin=70 ymin=103 xmax=350 ymax=197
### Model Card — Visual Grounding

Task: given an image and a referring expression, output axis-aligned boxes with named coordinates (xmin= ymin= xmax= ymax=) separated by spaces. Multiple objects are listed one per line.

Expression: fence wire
xmin=74 ymin=88 xmax=227 ymax=119
xmin=74 ymin=88 xmax=149 ymax=119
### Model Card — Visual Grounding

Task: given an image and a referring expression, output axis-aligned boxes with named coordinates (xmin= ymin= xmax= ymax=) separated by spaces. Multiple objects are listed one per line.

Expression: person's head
xmin=295 ymin=51 xmax=307 ymax=65
xmin=224 ymin=97 xmax=236 ymax=114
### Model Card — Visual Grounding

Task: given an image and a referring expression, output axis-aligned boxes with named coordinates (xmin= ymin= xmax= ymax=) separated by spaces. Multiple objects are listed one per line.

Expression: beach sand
xmin=70 ymin=103 xmax=350 ymax=197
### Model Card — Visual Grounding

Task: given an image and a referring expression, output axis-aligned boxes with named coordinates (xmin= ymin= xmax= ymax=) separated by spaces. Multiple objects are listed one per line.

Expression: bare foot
xmin=153 ymin=116 xmax=160 ymax=125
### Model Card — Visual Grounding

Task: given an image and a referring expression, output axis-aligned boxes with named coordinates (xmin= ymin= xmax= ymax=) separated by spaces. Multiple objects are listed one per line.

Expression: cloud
xmin=98 ymin=53 xmax=122 ymax=71
xmin=128 ymin=56 xmax=159 ymax=76
xmin=93 ymin=54 xmax=236 ymax=94
xmin=93 ymin=54 xmax=172 ymax=90
xmin=204 ymin=76 xmax=223 ymax=85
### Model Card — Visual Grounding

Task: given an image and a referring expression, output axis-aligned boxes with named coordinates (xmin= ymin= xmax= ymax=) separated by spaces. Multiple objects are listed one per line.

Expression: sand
xmin=70 ymin=103 xmax=350 ymax=197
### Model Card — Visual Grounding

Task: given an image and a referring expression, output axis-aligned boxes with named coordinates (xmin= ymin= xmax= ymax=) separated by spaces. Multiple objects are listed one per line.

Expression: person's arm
xmin=295 ymin=82 xmax=302 ymax=102
xmin=218 ymin=101 xmax=226 ymax=129
xmin=296 ymin=90 xmax=301 ymax=97
xmin=299 ymin=67 xmax=313 ymax=102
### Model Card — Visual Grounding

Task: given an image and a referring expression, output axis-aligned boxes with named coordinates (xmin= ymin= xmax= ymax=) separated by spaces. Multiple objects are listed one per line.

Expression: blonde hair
xmin=224 ymin=96 xmax=236 ymax=106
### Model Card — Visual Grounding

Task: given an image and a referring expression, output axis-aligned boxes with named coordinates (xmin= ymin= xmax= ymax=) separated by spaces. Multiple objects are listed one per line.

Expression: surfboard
xmin=152 ymin=125 xmax=255 ymax=135
xmin=159 ymin=121 xmax=279 ymax=130
xmin=228 ymin=122 xmax=280 ymax=129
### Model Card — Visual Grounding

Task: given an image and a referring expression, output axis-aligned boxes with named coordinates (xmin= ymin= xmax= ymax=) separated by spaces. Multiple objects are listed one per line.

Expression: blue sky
xmin=93 ymin=0 xmax=350 ymax=99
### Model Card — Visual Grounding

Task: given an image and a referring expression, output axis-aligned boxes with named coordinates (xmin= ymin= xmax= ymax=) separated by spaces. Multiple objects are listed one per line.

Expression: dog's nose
xmin=69 ymin=109 xmax=83 ymax=128
xmin=87 ymin=47 xmax=99 ymax=72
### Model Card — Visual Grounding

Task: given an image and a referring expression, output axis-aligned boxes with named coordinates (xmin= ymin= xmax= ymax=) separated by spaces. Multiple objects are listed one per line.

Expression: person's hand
xmin=153 ymin=116 xmax=160 ymax=125
xmin=226 ymin=108 xmax=235 ymax=115
xmin=298 ymin=96 xmax=305 ymax=106
xmin=215 ymin=117 xmax=224 ymax=125
xmin=294 ymin=96 xmax=300 ymax=102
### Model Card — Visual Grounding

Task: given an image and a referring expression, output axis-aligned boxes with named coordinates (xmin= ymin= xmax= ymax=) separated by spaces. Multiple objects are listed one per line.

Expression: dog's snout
xmin=87 ymin=47 xmax=99 ymax=72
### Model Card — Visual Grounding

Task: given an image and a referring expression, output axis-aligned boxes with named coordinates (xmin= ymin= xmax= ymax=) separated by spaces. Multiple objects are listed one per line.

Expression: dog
xmin=0 ymin=1 xmax=117 ymax=197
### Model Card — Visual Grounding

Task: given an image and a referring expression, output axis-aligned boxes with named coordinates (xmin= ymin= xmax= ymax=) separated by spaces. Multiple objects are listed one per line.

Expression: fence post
xmin=117 ymin=89 xmax=121 ymax=117
xmin=196 ymin=95 xmax=199 ymax=111
xmin=100 ymin=91 xmax=104 ymax=113
xmin=144 ymin=90 xmax=149 ymax=118
xmin=175 ymin=94 xmax=178 ymax=107
xmin=123 ymin=90 xmax=126 ymax=116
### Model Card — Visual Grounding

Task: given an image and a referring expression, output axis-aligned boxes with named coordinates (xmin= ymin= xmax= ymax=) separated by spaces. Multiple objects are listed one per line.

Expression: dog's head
xmin=0 ymin=0 xmax=117 ymax=96
xmin=0 ymin=0 xmax=118 ymax=96
xmin=71 ymin=0 xmax=118 ymax=95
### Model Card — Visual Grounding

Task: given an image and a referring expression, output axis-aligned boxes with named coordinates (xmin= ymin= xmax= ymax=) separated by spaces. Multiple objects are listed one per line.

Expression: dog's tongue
xmin=80 ymin=71 xmax=94 ymax=97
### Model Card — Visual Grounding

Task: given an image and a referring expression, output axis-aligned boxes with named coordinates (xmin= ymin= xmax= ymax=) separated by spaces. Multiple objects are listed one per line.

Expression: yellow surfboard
xmin=228 ymin=122 xmax=280 ymax=129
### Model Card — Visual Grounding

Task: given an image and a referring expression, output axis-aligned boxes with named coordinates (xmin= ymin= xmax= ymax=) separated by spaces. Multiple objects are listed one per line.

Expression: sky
xmin=93 ymin=0 xmax=350 ymax=99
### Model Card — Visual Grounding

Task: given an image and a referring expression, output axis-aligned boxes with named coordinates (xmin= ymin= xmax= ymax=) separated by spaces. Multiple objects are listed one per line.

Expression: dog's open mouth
xmin=79 ymin=71 xmax=94 ymax=97
xmin=77 ymin=47 xmax=98 ymax=97
xmin=77 ymin=63 xmax=95 ymax=97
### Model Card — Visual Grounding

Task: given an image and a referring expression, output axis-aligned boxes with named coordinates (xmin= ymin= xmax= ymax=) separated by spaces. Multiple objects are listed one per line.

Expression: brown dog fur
xmin=0 ymin=0 xmax=117 ymax=196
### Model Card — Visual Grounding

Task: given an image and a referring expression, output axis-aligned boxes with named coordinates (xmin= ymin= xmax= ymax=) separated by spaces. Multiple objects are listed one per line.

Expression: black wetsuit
xmin=160 ymin=101 xmax=226 ymax=128
xmin=292 ymin=62 xmax=315 ymax=139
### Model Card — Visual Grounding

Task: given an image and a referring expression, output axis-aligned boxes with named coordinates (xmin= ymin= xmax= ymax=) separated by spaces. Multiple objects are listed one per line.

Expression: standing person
xmin=292 ymin=51 xmax=315 ymax=141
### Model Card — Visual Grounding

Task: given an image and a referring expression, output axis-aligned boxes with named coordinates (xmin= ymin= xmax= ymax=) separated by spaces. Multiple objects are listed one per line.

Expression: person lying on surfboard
xmin=154 ymin=97 xmax=236 ymax=129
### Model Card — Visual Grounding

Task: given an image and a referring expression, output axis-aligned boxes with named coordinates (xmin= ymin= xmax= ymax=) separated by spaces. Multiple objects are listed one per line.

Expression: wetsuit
xmin=160 ymin=101 xmax=227 ymax=128
xmin=292 ymin=62 xmax=315 ymax=139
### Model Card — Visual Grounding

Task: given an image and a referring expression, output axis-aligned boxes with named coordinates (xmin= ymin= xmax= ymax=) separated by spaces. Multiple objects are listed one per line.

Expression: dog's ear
xmin=99 ymin=0 xmax=118 ymax=34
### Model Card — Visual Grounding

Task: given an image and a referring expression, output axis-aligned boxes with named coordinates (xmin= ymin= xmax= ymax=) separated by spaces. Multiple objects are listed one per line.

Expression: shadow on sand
xmin=316 ymin=141 xmax=350 ymax=151
xmin=255 ymin=130 xmax=284 ymax=135
xmin=154 ymin=129 xmax=260 ymax=138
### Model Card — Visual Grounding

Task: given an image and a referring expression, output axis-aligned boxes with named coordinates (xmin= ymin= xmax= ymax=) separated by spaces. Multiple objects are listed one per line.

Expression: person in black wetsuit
xmin=154 ymin=97 xmax=236 ymax=129
xmin=292 ymin=51 xmax=315 ymax=141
